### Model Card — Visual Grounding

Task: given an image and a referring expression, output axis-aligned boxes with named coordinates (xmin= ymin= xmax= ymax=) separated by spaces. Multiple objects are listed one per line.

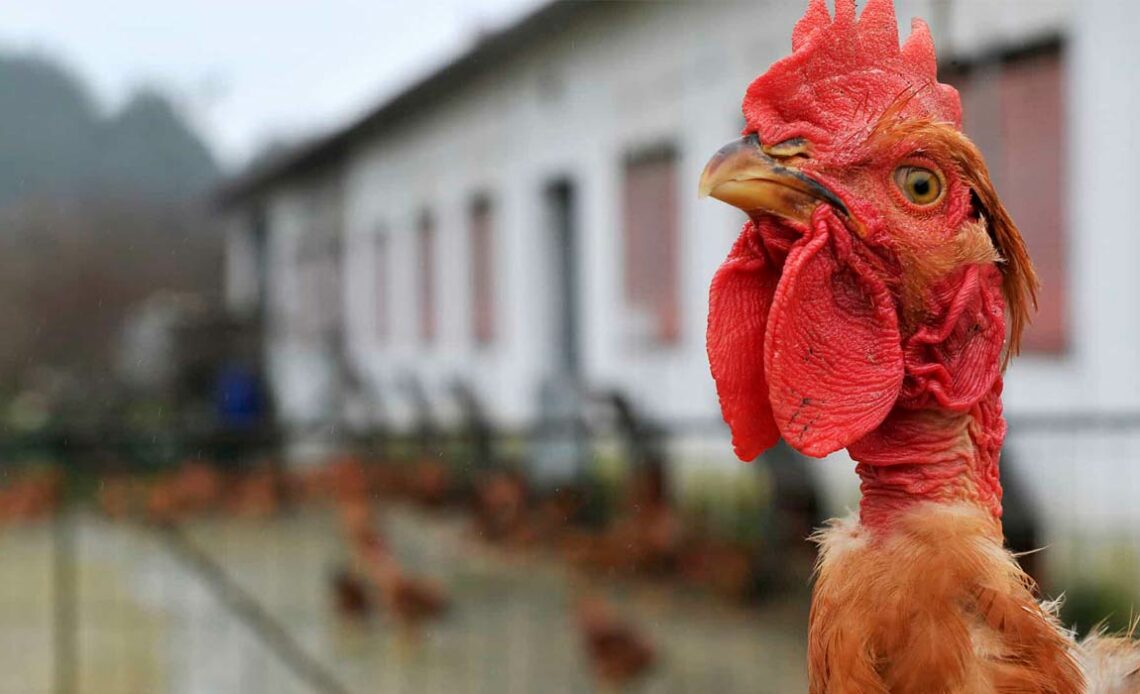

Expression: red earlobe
xmin=900 ymin=265 xmax=1006 ymax=411
xmin=707 ymin=223 xmax=781 ymax=461
xmin=765 ymin=214 xmax=904 ymax=458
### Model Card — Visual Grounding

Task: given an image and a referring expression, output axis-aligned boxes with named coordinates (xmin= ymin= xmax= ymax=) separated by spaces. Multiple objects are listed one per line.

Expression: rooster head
xmin=699 ymin=0 xmax=1038 ymax=461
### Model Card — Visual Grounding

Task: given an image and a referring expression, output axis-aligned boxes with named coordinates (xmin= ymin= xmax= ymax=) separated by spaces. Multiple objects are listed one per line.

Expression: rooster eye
xmin=894 ymin=166 xmax=943 ymax=206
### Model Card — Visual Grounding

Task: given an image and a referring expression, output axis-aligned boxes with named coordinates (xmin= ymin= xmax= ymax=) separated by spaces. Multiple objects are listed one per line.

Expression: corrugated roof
xmin=216 ymin=0 xmax=598 ymax=207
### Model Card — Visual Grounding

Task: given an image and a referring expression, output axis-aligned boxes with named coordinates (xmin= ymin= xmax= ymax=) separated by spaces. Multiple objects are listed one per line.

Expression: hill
xmin=0 ymin=52 xmax=219 ymax=206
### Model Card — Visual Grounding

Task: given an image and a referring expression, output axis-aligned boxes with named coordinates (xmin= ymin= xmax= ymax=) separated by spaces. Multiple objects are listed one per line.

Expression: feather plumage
xmin=809 ymin=503 xmax=1083 ymax=693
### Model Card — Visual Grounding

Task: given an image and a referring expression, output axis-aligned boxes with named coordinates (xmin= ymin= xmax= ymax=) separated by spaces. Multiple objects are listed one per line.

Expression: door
xmin=535 ymin=178 xmax=586 ymax=485
xmin=545 ymin=179 xmax=580 ymax=379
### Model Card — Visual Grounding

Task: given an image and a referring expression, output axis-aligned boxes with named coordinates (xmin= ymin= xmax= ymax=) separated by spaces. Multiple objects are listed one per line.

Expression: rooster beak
xmin=699 ymin=134 xmax=847 ymax=222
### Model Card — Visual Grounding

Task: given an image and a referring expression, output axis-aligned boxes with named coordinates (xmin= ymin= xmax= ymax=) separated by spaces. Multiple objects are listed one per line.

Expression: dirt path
xmin=0 ymin=508 xmax=809 ymax=693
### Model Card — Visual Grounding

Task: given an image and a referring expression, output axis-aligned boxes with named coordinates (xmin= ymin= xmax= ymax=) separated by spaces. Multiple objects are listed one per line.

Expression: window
xmin=946 ymin=42 xmax=1067 ymax=354
xmin=622 ymin=145 xmax=681 ymax=346
xmin=470 ymin=197 xmax=495 ymax=346
xmin=418 ymin=211 xmax=436 ymax=343
xmin=374 ymin=231 xmax=389 ymax=343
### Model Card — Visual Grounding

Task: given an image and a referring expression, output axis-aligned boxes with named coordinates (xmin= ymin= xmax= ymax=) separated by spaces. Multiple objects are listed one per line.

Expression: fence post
xmin=52 ymin=504 xmax=77 ymax=694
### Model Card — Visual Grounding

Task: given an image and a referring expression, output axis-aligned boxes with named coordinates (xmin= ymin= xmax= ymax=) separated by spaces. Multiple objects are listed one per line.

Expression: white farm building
xmin=219 ymin=0 xmax=1140 ymax=577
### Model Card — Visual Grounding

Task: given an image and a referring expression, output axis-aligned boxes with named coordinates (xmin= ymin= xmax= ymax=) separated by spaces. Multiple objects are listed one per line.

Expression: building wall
xmin=231 ymin=1 xmax=1140 ymax=541
xmin=1003 ymin=0 xmax=1140 ymax=563
xmin=339 ymin=0 xmax=809 ymax=432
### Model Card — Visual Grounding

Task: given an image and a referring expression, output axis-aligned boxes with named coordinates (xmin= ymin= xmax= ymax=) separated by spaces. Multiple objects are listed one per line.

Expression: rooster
xmin=698 ymin=1 xmax=1138 ymax=691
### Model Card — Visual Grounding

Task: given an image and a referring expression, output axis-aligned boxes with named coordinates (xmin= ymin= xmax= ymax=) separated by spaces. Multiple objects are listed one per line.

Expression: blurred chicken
xmin=676 ymin=539 xmax=756 ymax=602
xmin=330 ymin=567 xmax=373 ymax=622
xmin=408 ymin=457 xmax=451 ymax=508
xmin=286 ymin=463 xmax=331 ymax=505
xmin=144 ymin=476 xmax=183 ymax=524
xmin=141 ymin=461 xmax=226 ymax=524
xmin=327 ymin=455 xmax=371 ymax=504
xmin=471 ymin=469 xmax=529 ymax=542
xmin=563 ymin=464 xmax=683 ymax=577
xmin=170 ymin=460 xmax=223 ymax=514
xmin=337 ymin=498 xmax=448 ymax=636
xmin=527 ymin=486 xmax=586 ymax=544
xmin=226 ymin=464 xmax=281 ymax=519
xmin=474 ymin=472 xmax=588 ymax=548
xmin=576 ymin=596 xmax=656 ymax=690
xmin=0 ymin=468 xmax=62 ymax=523
xmin=96 ymin=473 xmax=137 ymax=520
xmin=366 ymin=461 xmax=410 ymax=500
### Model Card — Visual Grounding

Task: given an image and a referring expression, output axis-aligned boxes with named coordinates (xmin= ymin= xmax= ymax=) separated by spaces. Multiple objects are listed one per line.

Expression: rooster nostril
xmin=764 ymin=137 xmax=811 ymax=159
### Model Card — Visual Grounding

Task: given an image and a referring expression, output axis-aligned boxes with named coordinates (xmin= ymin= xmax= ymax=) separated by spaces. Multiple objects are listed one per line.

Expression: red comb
xmin=744 ymin=0 xmax=960 ymax=150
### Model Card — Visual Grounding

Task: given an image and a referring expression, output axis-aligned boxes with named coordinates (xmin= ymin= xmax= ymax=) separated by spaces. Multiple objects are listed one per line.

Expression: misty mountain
xmin=0 ymin=53 xmax=218 ymax=206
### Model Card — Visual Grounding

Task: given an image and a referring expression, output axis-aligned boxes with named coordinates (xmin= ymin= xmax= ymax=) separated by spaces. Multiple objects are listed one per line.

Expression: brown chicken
xmin=330 ymin=567 xmax=374 ymax=621
xmin=144 ymin=476 xmax=182 ymax=524
xmin=337 ymin=499 xmax=448 ymax=636
xmin=97 ymin=473 xmax=137 ymax=520
xmin=471 ymin=469 xmax=530 ymax=542
xmin=225 ymin=464 xmax=281 ymax=519
xmin=142 ymin=462 xmax=225 ymax=524
xmin=0 ymin=468 xmax=62 ymax=522
xmin=326 ymin=455 xmax=371 ymax=504
xmin=576 ymin=597 xmax=656 ymax=690
xmin=171 ymin=460 xmax=223 ymax=514
xmin=562 ymin=465 xmax=682 ymax=577
xmin=408 ymin=457 xmax=451 ymax=508
xmin=358 ymin=532 xmax=448 ymax=634
xmin=698 ymin=0 xmax=1138 ymax=690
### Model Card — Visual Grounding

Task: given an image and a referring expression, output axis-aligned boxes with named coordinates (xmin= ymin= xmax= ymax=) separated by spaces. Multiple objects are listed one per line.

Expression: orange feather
xmin=808 ymin=503 xmax=1083 ymax=693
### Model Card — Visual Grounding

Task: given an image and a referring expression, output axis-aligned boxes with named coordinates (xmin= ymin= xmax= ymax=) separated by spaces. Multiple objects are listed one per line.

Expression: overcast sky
xmin=1 ymin=0 xmax=543 ymax=170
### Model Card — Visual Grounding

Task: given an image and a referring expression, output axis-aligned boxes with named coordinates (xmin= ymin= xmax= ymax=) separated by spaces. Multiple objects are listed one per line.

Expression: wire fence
xmin=0 ymin=412 xmax=1136 ymax=693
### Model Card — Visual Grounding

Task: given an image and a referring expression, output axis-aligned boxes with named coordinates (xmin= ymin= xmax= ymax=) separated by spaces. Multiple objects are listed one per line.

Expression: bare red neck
xmin=847 ymin=381 xmax=1006 ymax=531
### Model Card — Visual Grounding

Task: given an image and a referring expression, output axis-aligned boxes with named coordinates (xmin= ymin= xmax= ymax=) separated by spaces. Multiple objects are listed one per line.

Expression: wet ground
xmin=0 ymin=507 xmax=809 ymax=693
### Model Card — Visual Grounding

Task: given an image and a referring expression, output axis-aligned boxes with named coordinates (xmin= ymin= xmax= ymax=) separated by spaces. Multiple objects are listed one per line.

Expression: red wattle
xmin=706 ymin=222 xmax=780 ymax=461
xmin=764 ymin=211 xmax=904 ymax=457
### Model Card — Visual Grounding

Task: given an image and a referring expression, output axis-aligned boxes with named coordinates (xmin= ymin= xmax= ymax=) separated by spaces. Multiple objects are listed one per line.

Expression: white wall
xmin=1002 ymin=0 xmax=1140 ymax=556
xmin=244 ymin=0 xmax=1140 ymax=541
xmin=335 ymin=0 xmax=811 ymax=434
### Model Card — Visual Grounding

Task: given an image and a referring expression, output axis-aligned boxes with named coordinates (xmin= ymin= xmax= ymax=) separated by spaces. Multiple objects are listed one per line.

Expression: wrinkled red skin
xmin=706 ymin=0 xmax=1011 ymax=533
xmin=851 ymin=387 xmax=1006 ymax=529
xmin=709 ymin=212 xmax=1007 ymax=532
xmin=851 ymin=262 xmax=1007 ymax=529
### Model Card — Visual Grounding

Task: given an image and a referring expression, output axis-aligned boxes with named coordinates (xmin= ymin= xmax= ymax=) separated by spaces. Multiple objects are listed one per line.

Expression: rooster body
xmin=699 ymin=1 xmax=1138 ymax=691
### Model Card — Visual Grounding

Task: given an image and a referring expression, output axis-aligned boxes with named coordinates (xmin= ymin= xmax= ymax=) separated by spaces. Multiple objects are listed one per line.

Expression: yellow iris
xmin=894 ymin=166 xmax=942 ymax=205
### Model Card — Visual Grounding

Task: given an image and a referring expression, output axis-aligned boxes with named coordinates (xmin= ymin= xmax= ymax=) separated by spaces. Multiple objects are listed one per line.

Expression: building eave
xmin=215 ymin=0 xmax=594 ymax=208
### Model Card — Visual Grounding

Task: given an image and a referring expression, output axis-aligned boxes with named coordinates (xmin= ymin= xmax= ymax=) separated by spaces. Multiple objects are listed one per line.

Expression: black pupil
xmin=912 ymin=175 xmax=931 ymax=197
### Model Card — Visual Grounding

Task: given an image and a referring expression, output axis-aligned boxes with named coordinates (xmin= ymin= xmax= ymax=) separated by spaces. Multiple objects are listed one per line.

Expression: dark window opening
xmin=470 ymin=196 xmax=495 ymax=346
xmin=418 ymin=211 xmax=436 ymax=344
xmin=622 ymin=144 xmax=681 ymax=346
